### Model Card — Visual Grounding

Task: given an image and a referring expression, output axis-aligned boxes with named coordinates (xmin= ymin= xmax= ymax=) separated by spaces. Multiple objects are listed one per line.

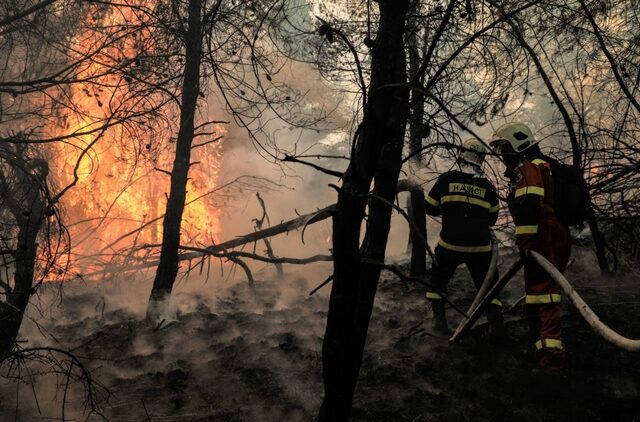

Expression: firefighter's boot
xmin=485 ymin=304 xmax=507 ymax=341
xmin=431 ymin=300 xmax=450 ymax=335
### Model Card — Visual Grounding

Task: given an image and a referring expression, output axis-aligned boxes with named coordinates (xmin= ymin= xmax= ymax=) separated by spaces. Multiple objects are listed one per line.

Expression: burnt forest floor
xmin=1 ymin=247 xmax=640 ymax=421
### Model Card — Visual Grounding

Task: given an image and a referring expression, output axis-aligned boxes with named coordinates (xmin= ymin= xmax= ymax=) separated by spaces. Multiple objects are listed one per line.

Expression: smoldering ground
xmin=2 ymin=246 xmax=640 ymax=421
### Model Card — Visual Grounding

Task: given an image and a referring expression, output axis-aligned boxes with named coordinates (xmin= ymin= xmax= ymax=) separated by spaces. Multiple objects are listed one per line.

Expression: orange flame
xmin=47 ymin=2 xmax=223 ymax=279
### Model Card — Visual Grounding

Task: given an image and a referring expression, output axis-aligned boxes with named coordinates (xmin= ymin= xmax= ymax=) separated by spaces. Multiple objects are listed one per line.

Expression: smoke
xmin=204 ymin=59 xmax=351 ymax=284
xmin=7 ymin=261 xmax=331 ymax=421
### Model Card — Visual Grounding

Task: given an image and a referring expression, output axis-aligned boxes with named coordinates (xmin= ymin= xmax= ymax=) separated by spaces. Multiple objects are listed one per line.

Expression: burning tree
xmin=4 ymin=0 xmax=328 ymax=325
xmin=145 ymin=0 xmax=331 ymax=318
xmin=0 ymin=0 xmax=219 ymax=352
xmin=145 ymin=0 xmax=209 ymax=320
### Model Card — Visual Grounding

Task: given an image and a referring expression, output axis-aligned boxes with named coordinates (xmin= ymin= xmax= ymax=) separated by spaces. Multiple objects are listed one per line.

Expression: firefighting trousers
xmin=524 ymin=220 xmax=571 ymax=374
xmin=426 ymin=245 xmax=501 ymax=306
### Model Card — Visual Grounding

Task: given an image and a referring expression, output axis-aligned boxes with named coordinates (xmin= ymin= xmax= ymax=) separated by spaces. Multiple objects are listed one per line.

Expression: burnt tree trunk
xmin=0 ymin=154 xmax=47 ymax=356
xmin=147 ymin=0 xmax=203 ymax=320
xmin=587 ymin=209 xmax=612 ymax=275
xmin=0 ymin=212 xmax=43 ymax=355
xmin=406 ymin=0 xmax=426 ymax=165
xmin=407 ymin=184 xmax=427 ymax=277
xmin=405 ymin=0 xmax=428 ymax=278
xmin=319 ymin=1 xmax=410 ymax=420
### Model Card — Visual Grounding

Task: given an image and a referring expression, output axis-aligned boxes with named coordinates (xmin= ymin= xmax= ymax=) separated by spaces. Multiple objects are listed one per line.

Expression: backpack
xmin=549 ymin=162 xmax=590 ymax=226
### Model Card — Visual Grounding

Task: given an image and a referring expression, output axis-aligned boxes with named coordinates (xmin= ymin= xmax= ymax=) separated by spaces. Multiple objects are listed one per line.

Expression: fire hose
xmin=464 ymin=238 xmax=499 ymax=318
xmin=529 ymin=251 xmax=640 ymax=352
xmin=447 ymin=240 xmax=499 ymax=341
xmin=451 ymin=251 xmax=640 ymax=352
xmin=449 ymin=257 xmax=524 ymax=342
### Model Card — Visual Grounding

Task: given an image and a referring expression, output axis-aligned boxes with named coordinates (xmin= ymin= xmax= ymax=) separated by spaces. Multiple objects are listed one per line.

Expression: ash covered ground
xmin=1 ymin=249 xmax=639 ymax=421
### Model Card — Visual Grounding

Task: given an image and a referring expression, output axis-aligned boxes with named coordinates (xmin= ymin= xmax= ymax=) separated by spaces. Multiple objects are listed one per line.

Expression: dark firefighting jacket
xmin=425 ymin=169 xmax=499 ymax=252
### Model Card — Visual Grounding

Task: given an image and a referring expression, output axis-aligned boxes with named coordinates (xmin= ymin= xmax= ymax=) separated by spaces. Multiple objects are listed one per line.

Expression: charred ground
xmin=1 ymin=249 xmax=639 ymax=421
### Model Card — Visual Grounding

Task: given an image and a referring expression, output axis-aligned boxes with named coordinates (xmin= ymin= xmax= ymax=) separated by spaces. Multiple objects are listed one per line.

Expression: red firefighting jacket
xmin=508 ymin=156 xmax=572 ymax=359
xmin=507 ymin=157 xmax=559 ymax=251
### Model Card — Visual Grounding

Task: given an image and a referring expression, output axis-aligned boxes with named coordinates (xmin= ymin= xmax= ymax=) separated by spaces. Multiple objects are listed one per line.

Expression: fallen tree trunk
xmin=78 ymin=204 xmax=337 ymax=279
xmin=180 ymin=204 xmax=336 ymax=261
xmin=87 ymin=176 xmax=426 ymax=279
xmin=178 ymin=247 xmax=332 ymax=265
xmin=186 ymin=177 xmax=421 ymax=263
xmin=83 ymin=175 xmax=427 ymax=283
xmin=530 ymin=251 xmax=640 ymax=352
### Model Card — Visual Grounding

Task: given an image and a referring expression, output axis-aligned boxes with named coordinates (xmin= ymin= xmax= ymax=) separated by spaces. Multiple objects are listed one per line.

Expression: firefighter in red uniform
xmin=490 ymin=122 xmax=571 ymax=375
xmin=425 ymin=138 xmax=504 ymax=337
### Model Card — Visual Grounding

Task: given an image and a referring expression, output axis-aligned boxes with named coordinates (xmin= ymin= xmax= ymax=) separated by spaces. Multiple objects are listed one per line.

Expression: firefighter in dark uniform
xmin=490 ymin=122 xmax=571 ymax=375
xmin=425 ymin=138 xmax=504 ymax=336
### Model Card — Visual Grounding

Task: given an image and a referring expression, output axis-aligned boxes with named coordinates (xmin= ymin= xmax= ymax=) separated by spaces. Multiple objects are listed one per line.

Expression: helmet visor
xmin=490 ymin=139 xmax=510 ymax=153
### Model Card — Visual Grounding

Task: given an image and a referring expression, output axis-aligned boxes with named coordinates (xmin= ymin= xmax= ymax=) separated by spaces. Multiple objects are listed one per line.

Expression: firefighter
xmin=490 ymin=122 xmax=571 ymax=375
xmin=425 ymin=138 xmax=504 ymax=337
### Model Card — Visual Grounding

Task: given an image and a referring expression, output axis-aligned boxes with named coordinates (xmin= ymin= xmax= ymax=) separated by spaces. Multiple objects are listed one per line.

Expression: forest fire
xmin=3 ymin=1 xmax=640 ymax=421
xmin=45 ymin=3 xmax=225 ymax=279
xmin=53 ymin=129 xmax=224 ymax=277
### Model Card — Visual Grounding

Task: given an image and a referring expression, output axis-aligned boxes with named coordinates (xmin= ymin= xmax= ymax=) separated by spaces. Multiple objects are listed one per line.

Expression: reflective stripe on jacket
xmin=425 ymin=170 xmax=499 ymax=252
xmin=507 ymin=157 xmax=558 ymax=250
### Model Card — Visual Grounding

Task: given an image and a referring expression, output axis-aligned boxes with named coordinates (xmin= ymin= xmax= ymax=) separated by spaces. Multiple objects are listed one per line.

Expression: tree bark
xmin=147 ymin=0 xmax=203 ymax=320
xmin=408 ymin=190 xmax=427 ymax=277
xmin=0 ymin=214 xmax=43 ymax=355
xmin=398 ymin=179 xmax=427 ymax=277
xmin=587 ymin=209 xmax=612 ymax=275
xmin=405 ymin=0 xmax=428 ymax=278
xmin=319 ymin=1 xmax=410 ymax=420
xmin=0 ymin=157 xmax=47 ymax=356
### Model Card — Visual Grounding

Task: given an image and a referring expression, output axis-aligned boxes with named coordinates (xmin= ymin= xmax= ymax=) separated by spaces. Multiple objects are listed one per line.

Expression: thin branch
xmin=363 ymin=191 xmax=435 ymax=263
xmin=178 ymin=246 xmax=332 ymax=265
xmin=282 ymin=154 xmax=344 ymax=178
xmin=316 ymin=17 xmax=368 ymax=109
xmin=227 ymin=256 xmax=254 ymax=286
xmin=0 ymin=0 xmax=57 ymax=28
xmin=309 ymin=275 xmax=334 ymax=296
xmin=578 ymin=0 xmax=640 ymax=114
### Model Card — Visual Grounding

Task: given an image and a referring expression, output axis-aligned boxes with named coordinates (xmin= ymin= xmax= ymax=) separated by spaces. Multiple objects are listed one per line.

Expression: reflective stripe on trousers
xmin=526 ymin=293 xmax=561 ymax=304
xmin=437 ymin=239 xmax=492 ymax=253
xmin=535 ymin=338 xmax=563 ymax=350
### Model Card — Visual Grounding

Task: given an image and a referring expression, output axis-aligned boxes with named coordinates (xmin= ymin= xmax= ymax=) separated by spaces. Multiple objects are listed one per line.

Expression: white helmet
xmin=460 ymin=138 xmax=487 ymax=167
xmin=490 ymin=122 xmax=537 ymax=153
